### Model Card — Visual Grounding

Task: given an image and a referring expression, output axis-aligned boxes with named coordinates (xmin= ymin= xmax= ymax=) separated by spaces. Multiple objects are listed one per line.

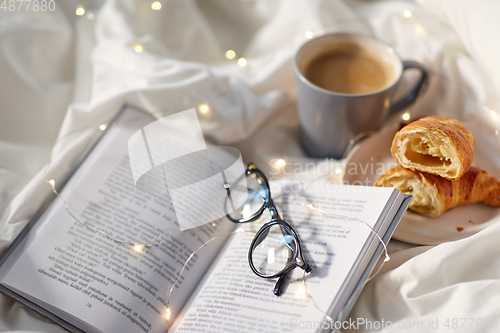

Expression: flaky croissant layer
xmin=375 ymin=166 xmax=500 ymax=217
xmin=391 ymin=116 xmax=474 ymax=180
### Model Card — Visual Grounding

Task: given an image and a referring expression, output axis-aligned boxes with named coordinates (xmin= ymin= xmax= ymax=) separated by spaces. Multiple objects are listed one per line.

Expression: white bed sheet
xmin=1 ymin=0 xmax=500 ymax=331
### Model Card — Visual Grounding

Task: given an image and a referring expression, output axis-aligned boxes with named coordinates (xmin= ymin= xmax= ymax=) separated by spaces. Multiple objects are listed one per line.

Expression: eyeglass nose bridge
xmin=266 ymin=199 xmax=280 ymax=220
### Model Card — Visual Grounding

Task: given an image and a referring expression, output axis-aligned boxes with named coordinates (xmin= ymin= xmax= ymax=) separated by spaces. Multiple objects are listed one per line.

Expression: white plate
xmin=342 ymin=124 xmax=500 ymax=245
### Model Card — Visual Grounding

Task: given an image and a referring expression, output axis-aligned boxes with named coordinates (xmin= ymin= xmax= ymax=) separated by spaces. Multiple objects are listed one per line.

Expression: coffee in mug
xmin=294 ymin=33 xmax=428 ymax=159
xmin=303 ymin=43 xmax=394 ymax=94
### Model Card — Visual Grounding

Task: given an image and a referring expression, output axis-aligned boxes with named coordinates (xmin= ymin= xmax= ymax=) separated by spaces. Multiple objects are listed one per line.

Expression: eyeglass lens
xmin=225 ymin=172 xmax=267 ymax=221
xmin=250 ymin=224 xmax=297 ymax=276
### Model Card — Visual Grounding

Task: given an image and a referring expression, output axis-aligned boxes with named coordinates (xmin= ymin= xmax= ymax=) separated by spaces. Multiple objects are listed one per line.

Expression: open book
xmin=0 ymin=106 xmax=411 ymax=333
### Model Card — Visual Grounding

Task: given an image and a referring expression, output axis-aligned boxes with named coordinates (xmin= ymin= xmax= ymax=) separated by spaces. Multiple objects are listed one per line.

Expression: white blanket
xmin=1 ymin=0 xmax=500 ymax=331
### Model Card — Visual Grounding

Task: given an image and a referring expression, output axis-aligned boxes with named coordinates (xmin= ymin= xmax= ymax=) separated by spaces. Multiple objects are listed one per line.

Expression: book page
xmin=0 ymin=107 xmax=236 ymax=333
xmin=171 ymin=182 xmax=401 ymax=333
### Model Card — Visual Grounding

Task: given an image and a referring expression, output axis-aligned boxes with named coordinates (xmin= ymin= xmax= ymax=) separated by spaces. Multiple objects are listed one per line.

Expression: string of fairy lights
xmin=42 ymin=117 xmax=391 ymax=326
xmin=72 ymin=1 xmax=430 ymax=68
xmin=35 ymin=2 xmax=500 ymax=328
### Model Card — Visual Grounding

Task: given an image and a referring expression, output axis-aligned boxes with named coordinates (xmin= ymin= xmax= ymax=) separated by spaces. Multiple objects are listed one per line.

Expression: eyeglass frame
xmin=224 ymin=164 xmax=312 ymax=296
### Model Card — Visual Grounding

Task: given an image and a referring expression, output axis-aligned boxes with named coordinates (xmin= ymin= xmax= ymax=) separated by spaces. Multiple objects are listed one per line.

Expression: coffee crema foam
xmin=304 ymin=43 xmax=394 ymax=94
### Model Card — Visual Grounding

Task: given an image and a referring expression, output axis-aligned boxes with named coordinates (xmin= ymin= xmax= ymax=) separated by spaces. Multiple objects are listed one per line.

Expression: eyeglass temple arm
xmin=273 ymin=270 xmax=291 ymax=296
xmin=273 ymin=259 xmax=312 ymax=296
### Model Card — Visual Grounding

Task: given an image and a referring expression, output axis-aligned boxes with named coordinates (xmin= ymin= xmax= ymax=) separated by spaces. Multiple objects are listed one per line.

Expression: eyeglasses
xmin=224 ymin=164 xmax=312 ymax=296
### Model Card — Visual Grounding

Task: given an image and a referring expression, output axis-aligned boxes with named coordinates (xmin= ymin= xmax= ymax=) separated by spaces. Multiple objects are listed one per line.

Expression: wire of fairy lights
xmin=41 ymin=117 xmax=392 ymax=329
xmin=41 ymin=119 xmax=390 ymax=256
xmin=42 ymin=112 xmax=392 ymax=257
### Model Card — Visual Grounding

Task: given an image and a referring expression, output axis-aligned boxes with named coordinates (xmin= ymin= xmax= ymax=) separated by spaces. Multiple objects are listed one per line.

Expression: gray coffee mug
xmin=294 ymin=33 xmax=427 ymax=159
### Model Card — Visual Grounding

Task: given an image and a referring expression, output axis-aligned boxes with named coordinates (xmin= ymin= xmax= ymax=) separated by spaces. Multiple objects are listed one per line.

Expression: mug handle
xmin=387 ymin=60 xmax=428 ymax=115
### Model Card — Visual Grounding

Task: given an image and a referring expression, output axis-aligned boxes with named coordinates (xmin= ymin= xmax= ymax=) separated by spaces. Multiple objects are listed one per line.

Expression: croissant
xmin=391 ymin=116 xmax=474 ymax=180
xmin=375 ymin=165 xmax=500 ymax=217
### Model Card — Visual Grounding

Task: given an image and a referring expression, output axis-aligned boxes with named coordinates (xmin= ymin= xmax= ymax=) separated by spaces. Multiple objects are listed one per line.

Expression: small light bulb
xmin=99 ymin=124 xmax=107 ymax=131
xmin=151 ymin=1 xmax=161 ymax=10
xmin=75 ymin=5 xmax=85 ymax=16
xmin=384 ymin=254 xmax=391 ymax=262
xmin=237 ymin=58 xmax=247 ymax=67
xmin=296 ymin=285 xmax=305 ymax=296
xmin=403 ymin=10 xmax=412 ymax=18
xmin=199 ymin=104 xmax=210 ymax=114
xmin=225 ymin=50 xmax=236 ymax=60
xmin=491 ymin=111 xmax=499 ymax=120
xmin=49 ymin=179 xmax=55 ymax=187
xmin=335 ymin=168 xmax=342 ymax=175
xmin=305 ymin=31 xmax=313 ymax=39
xmin=165 ymin=307 xmax=171 ymax=320
xmin=133 ymin=244 xmax=144 ymax=253
xmin=134 ymin=44 xmax=143 ymax=53
xmin=235 ymin=228 xmax=245 ymax=233
xmin=402 ymin=112 xmax=411 ymax=121
xmin=276 ymin=159 xmax=286 ymax=167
